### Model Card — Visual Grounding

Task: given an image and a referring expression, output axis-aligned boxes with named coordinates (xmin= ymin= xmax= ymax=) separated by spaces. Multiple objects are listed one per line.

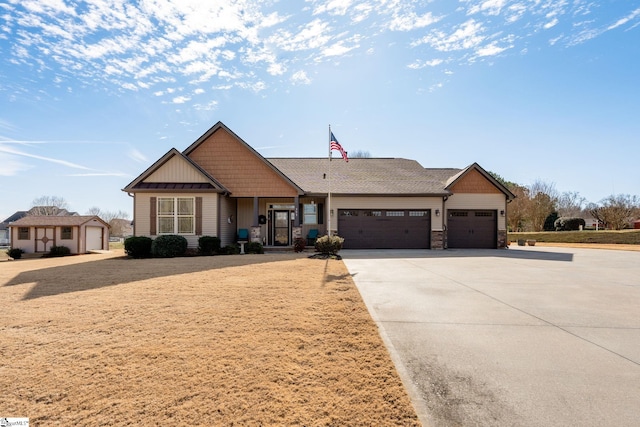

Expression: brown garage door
xmin=447 ymin=210 xmax=497 ymax=249
xmin=338 ymin=209 xmax=431 ymax=249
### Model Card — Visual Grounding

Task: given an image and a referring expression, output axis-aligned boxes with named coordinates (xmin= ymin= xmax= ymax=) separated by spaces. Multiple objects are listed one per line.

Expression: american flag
xmin=330 ymin=132 xmax=348 ymax=162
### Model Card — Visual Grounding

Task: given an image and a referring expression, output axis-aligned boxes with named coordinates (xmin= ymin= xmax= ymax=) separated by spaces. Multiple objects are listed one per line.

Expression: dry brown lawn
xmin=0 ymin=250 xmax=420 ymax=426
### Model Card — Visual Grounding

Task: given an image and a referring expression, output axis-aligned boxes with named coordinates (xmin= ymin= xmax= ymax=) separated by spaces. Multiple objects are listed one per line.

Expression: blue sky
xmin=1 ymin=0 xmax=639 ymax=221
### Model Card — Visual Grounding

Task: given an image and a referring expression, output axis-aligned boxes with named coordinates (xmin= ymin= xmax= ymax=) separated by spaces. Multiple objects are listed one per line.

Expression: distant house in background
xmin=1 ymin=211 xmax=27 ymax=246
xmin=8 ymin=215 xmax=109 ymax=254
xmin=1 ymin=207 xmax=80 ymax=246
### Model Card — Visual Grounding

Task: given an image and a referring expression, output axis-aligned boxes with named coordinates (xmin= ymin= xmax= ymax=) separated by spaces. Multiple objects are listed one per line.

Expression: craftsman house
xmin=123 ymin=122 xmax=514 ymax=250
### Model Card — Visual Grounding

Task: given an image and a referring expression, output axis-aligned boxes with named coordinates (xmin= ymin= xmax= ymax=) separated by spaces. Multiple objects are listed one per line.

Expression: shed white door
xmin=86 ymin=226 xmax=103 ymax=251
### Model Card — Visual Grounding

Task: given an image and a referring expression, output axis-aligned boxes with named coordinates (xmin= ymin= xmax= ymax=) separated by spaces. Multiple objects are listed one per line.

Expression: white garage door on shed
xmin=447 ymin=210 xmax=497 ymax=249
xmin=338 ymin=209 xmax=431 ymax=249
xmin=86 ymin=226 xmax=104 ymax=251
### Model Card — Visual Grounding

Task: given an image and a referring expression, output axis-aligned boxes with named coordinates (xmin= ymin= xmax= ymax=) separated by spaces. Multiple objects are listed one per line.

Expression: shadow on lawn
xmin=3 ymin=253 xmax=305 ymax=301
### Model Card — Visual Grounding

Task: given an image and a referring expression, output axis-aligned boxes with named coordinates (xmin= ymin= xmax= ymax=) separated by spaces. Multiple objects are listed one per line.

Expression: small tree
xmin=527 ymin=180 xmax=558 ymax=232
xmin=314 ymin=235 xmax=344 ymax=256
xmin=588 ymin=194 xmax=640 ymax=230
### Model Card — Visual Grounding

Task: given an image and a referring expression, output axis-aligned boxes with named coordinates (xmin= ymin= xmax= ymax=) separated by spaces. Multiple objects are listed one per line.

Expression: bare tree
xmin=527 ymin=180 xmax=558 ymax=231
xmin=588 ymin=194 xmax=639 ymax=230
xmin=506 ymin=184 xmax=530 ymax=232
xmin=86 ymin=206 xmax=102 ymax=216
xmin=349 ymin=150 xmax=371 ymax=158
xmin=85 ymin=208 xmax=131 ymax=236
xmin=29 ymin=196 xmax=70 ymax=215
xmin=556 ymin=191 xmax=586 ymax=218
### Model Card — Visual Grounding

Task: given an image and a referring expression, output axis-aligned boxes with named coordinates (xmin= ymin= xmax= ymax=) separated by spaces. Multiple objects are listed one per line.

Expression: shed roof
xmin=9 ymin=215 xmax=108 ymax=227
xmin=267 ymin=158 xmax=459 ymax=195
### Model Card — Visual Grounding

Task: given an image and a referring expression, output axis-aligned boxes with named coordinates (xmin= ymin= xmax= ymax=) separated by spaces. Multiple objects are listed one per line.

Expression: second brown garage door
xmin=447 ymin=210 xmax=497 ymax=249
xmin=338 ymin=209 xmax=431 ymax=249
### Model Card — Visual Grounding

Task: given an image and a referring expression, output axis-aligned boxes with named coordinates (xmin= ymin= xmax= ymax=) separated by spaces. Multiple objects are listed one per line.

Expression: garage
xmin=447 ymin=210 xmax=497 ymax=249
xmin=338 ymin=209 xmax=431 ymax=249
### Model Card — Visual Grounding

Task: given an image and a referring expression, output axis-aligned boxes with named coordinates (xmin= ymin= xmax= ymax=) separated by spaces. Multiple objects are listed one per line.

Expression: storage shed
xmin=9 ymin=215 xmax=110 ymax=254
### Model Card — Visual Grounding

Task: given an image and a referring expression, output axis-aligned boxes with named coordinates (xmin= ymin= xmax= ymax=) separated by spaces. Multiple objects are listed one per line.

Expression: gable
xmin=145 ymin=154 xmax=211 ymax=183
xmin=184 ymin=124 xmax=301 ymax=198
xmin=449 ymin=168 xmax=503 ymax=194
xmin=123 ymin=149 xmax=227 ymax=193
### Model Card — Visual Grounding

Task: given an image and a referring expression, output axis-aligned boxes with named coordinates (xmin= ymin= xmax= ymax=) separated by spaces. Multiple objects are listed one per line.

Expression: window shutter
xmin=318 ymin=203 xmax=324 ymax=225
xmin=150 ymin=197 xmax=157 ymax=235
xmin=299 ymin=204 xmax=303 ymax=224
xmin=196 ymin=197 xmax=203 ymax=235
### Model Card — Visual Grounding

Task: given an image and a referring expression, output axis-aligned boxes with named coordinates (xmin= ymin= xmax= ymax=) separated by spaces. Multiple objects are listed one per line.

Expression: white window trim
xmin=157 ymin=197 xmax=195 ymax=235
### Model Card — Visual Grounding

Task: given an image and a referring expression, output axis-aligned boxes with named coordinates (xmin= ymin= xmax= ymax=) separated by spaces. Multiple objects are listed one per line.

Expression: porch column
xmin=294 ymin=196 xmax=300 ymax=226
xmin=253 ymin=197 xmax=259 ymax=226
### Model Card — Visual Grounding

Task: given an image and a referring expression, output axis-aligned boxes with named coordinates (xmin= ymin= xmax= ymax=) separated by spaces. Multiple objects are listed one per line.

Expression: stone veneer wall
xmin=431 ymin=231 xmax=444 ymax=249
xmin=498 ymin=230 xmax=507 ymax=248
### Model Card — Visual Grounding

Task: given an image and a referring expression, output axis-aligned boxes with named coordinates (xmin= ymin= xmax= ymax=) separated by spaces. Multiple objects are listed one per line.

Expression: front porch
xmin=233 ymin=196 xmax=326 ymax=248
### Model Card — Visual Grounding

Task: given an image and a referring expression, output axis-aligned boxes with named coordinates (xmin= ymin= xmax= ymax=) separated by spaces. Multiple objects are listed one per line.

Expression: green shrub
xmin=554 ymin=217 xmax=586 ymax=231
xmin=221 ymin=244 xmax=240 ymax=255
xmin=124 ymin=236 xmax=153 ymax=259
xmin=315 ymin=235 xmax=344 ymax=256
xmin=198 ymin=236 xmax=221 ymax=255
xmin=293 ymin=237 xmax=306 ymax=253
xmin=49 ymin=246 xmax=71 ymax=257
xmin=151 ymin=235 xmax=188 ymax=258
xmin=7 ymin=247 xmax=24 ymax=259
xmin=246 ymin=241 xmax=264 ymax=254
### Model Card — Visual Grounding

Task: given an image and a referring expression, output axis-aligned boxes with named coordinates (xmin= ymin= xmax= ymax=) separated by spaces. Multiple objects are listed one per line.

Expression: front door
xmin=272 ymin=210 xmax=291 ymax=246
xmin=35 ymin=227 xmax=55 ymax=252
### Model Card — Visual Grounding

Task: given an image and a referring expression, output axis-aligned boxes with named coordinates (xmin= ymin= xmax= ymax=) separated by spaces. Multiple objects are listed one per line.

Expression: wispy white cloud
xmin=0 ymin=152 xmax=32 ymax=176
xmin=607 ymin=7 xmax=640 ymax=30
xmin=0 ymin=145 xmax=91 ymax=169
xmin=2 ymin=0 xmax=639 ymax=109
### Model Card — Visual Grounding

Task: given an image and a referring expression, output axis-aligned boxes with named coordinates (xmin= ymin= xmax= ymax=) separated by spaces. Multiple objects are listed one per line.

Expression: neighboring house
xmin=1 ymin=207 xmax=79 ymax=246
xmin=123 ymin=121 xmax=515 ymax=250
xmin=1 ymin=211 xmax=28 ymax=246
xmin=8 ymin=215 xmax=110 ymax=254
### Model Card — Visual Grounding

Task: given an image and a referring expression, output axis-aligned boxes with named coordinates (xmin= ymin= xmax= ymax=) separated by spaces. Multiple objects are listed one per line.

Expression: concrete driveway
xmin=341 ymin=246 xmax=640 ymax=427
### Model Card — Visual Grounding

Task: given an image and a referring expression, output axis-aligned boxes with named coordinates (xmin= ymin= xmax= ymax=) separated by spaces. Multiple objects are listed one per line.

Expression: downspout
xmin=442 ymin=195 xmax=449 ymax=249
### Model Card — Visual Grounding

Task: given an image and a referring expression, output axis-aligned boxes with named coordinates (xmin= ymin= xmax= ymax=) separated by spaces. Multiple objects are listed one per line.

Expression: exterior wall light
xmin=500 ymin=210 xmax=505 ymax=216
xmin=435 ymin=209 xmax=440 ymax=216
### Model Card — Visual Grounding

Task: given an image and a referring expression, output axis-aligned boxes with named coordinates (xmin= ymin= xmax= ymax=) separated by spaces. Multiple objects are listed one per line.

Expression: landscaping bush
xmin=124 ymin=236 xmax=153 ymax=259
xmin=293 ymin=237 xmax=306 ymax=253
xmin=554 ymin=217 xmax=586 ymax=231
xmin=49 ymin=246 xmax=71 ymax=257
xmin=151 ymin=235 xmax=188 ymax=258
xmin=246 ymin=241 xmax=264 ymax=254
xmin=7 ymin=247 xmax=24 ymax=259
xmin=315 ymin=235 xmax=344 ymax=256
xmin=221 ymin=244 xmax=240 ymax=255
xmin=198 ymin=236 xmax=221 ymax=255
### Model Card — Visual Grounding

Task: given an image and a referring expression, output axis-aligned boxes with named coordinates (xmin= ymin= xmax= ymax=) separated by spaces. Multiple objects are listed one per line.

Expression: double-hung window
xmin=158 ymin=197 xmax=195 ymax=234
xmin=303 ymin=203 xmax=317 ymax=224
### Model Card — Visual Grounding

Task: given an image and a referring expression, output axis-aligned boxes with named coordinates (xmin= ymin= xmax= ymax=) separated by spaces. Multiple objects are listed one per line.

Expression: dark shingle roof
xmin=267 ymin=158 xmax=460 ymax=195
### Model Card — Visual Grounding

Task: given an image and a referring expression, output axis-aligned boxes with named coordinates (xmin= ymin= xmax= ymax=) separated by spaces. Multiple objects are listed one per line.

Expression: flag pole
xmin=327 ymin=124 xmax=332 ymax=236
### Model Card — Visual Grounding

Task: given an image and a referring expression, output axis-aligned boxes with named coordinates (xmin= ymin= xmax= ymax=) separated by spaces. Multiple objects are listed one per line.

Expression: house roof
xmin=8 ymin=215 xmax=108 ymax=228
xmin=267 ymin=158 xmax=459 ymax=196
xmin=123 ymin=148 xmax=229 ymax=193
